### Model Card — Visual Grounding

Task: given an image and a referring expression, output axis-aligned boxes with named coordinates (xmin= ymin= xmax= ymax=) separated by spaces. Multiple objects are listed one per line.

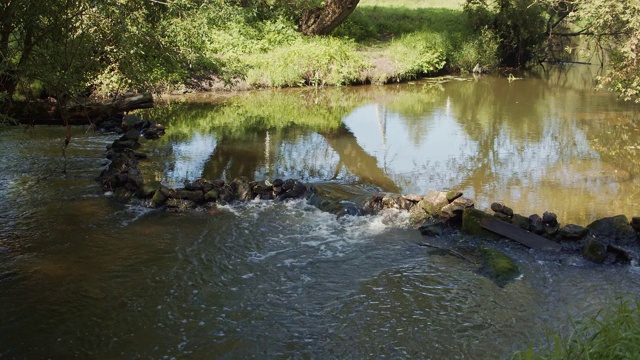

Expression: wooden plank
xmin=480 ymin=217 xmax=562 ymax=252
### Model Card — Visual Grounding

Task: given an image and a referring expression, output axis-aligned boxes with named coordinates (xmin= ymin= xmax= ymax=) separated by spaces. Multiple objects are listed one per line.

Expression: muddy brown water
xmin=1 ymin=65 xmax=639 ymax=358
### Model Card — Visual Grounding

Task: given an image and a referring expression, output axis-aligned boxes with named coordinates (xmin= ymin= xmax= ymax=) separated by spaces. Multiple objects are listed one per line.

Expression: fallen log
xmin=3 ymin=93 xmax=154 ymax=126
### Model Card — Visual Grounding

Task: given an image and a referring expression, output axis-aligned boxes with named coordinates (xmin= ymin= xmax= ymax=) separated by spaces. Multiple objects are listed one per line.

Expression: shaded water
xmin=1 ymin=65 xmax=640 ymax=359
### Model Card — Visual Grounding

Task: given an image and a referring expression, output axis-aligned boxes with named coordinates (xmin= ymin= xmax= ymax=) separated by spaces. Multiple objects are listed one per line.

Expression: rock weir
xmin=96 ymin=118 xmax=640 ymax=270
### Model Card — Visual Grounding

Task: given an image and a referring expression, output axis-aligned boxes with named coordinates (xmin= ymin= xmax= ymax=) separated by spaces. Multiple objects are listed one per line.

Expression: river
xmin=1 ymin=65 xmax=639 ymax=358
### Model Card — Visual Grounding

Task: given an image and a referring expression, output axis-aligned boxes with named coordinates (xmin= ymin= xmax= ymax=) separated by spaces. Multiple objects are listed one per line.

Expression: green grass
xmin=359 ymin=0 xmax=465 ymax=9
xmin=514 ymin=300 xmax=640 ymax=359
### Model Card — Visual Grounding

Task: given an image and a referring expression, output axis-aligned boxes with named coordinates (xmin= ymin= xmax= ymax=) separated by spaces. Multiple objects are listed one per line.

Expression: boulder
xmin=631 ymin=217 xmax=640 ymax=233
xmin=559 ymin=224 xmax=588 ymax=241
xmin=478 ymin=246 xmax=520 ymax=287
xmin=166 ymin=198 xmax=197 ymax=211
xmin=120 ymin=129 xmax=141 ymax=142
xmin=491 ymin=202 xmax=513 ymax=217
xmin=582 ymin=238 xmax=607 ymax=264
xmin=232 ymin=176 xmax=253 ymax=201
xmin=151 ymin=187 xmax=170 ymax=206
xmin=138 ymin=180 xmax=162 ymax=198
xmin=461 ymin=208 xmax=501 ymax=238
xmin=607 ymin=245 xmax=634 ymax=265
xmin=204 ymin=189 xmax=219 ymax=202
xmin=446 ymin=190 xmax=463 ymax=203
xmin=587 ymin=215 xmax=637 ymax=246
xmin=171 ymin=189 xmax=204 ymax=204
xmin=408 ymin=205 xmax=430 ymax=228
xmin=422 ymin=190 xmax=450 ymax=215
xmin=542 ymin=211 xmax=558 ymax=227
xmin=418 ymin=218 xmax=447 ymax=237
xmin=122 ymin=114 xmax=144 ymax=130
xmin=529 ymin=214 xmax=545 ymax=235
xmin=441 ymin=196 xmax=474 ymax=223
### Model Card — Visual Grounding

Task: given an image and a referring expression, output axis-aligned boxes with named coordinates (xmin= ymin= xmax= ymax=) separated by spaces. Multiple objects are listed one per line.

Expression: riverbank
xmin=166 ymin=0 xmax=498 ymax=94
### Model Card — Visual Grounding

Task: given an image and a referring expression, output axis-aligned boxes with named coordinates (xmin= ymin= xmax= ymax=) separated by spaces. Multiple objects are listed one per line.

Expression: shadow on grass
xmin=334 ymin=6 xmax=471 ymax=43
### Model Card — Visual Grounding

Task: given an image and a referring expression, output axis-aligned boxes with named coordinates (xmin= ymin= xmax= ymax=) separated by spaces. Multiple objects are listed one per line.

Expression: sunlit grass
xmin=513 ymin=300 xmax=640 ymax=360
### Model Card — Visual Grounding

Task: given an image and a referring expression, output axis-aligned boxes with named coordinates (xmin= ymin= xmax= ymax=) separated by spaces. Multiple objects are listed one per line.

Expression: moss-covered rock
xmin=461 ymin=208 xmax=500 ymax=238
xmin=478 ymin=246 xmax=520 ymax=287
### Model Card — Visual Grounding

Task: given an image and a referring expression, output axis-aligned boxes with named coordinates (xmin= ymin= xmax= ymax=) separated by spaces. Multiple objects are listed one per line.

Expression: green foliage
xmin=463 ymin=0 xmax=547 ymax=66
xmin=453 ymin=27 xmax=502 ymax=72
xmin=246 ymin=37 xmax=370 ymax=87
xmin=386 ymin=32 xmax=447 ymax=80
xmin=513 ymin=299 xmax=640 ymax=359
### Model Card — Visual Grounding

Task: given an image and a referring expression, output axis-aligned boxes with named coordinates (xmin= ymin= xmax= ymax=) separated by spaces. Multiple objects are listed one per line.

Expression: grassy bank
xmin=514 ymin=299 xmax=640 ymax=359
xmin=178 ymin=0 xmax=499 ymax=91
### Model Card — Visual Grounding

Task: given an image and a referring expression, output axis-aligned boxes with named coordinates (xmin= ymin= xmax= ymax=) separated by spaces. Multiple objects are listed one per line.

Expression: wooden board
xmin=480 ymin=217 xmax=562 ymax=252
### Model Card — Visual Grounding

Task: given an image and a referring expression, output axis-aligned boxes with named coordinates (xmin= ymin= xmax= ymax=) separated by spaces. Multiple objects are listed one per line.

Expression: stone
xmin=559 ymin=224 xmax=588 ymax=241
xmin=529 ymin=214 xmax=545 ymax=235
xmin=418 ymin=219 xmax=446 ymax=237
xmin=493 ymin=212 xmax=511 ymax=222
xmin=631 ymin=217 xmax=640 ymax=233
xmin=172 ymin=189 xmax=204 ymax=204
xmin=542 ymin=211 xmax=558 ymax=227
xmin=138 ymin=180 xmax=162 ymax=198
xmin=232 ymin=177 xmax=253 ymax=201
xmin=120 ymin=129 xmax=141 ymax=142
xmin=110 ymin=139 xmax=140 ymax=151
xmin=491 ymin=202 xmax=513 ymax=217
xmin=402 ymin=194 xmax=423 ymax=202
xmin=122 ymin=114 xmax=144 ymax=130
xmin=204 ymin=189 xmax=219 ymax=202
xmin=166 ymin=198 xmax=196 ymax=210
xmin=422 ymin=190 xmax=450 ymax=214
xmin=582 ymin=237 xmax=607 ymax=264
xmin=461 ymin=208 xmax=501 ymax=238
xmin=441 ymin=196 xmax=474 ymax=223
xmin=511 ymin=214 xmax=530 ymax=230
xmin=607 ymin=245 xmax=634 ymax=265
xmin=478 ymin=246 xmax=520 ymax=287
xmin=587 ymin=215 xmax=637 ymax=246
xmin=151 ymin=189 xmax=168 ymax=206
xmin=143 ymin=124 xmax=165 ymax=139
xmin=218 ymin=187 xmax=235 ymax=203
xmin=445 ymin=190 xmax=463 ymax=203
xmin=408 ymin=205 xmax=430 ymax=228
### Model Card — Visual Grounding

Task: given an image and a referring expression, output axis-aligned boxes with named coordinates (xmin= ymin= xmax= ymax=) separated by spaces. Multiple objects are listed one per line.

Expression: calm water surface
xmin=1 ymin=65 xmax=639 ymax=359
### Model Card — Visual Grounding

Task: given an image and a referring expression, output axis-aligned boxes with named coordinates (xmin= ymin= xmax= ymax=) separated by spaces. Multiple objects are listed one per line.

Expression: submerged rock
xmin=478 ymin=246 xmax=520 ymax=287
xmin=582 ymin=237 xmax=607 ymax=264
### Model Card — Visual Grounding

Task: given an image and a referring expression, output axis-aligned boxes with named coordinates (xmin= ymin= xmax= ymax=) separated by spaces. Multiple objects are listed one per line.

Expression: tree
xmin=464 ymin=0 xmax=640 ymax=102
xmin=299 ymin=0 xmax=361 ymax=36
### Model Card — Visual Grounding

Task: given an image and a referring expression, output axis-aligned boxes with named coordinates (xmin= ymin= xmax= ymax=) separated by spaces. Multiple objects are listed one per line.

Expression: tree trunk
xmin=4 ymin=93 xmax=154 ymax=126
xmin=299 ymin=0 xmax=360 ymax=36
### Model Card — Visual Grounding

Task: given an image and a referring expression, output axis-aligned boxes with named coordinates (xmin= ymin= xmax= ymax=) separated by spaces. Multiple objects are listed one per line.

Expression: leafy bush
xmin=453 ymin=27 xmax=502 ymax=72
xmin=463 ymin=0 xmax=547 ymax=67
xmin=386 ymin=32 xmax=447 ymax=80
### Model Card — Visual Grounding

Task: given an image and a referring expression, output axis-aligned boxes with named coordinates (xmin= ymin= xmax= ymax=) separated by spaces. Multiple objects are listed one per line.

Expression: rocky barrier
xmin=96 ymin=116 xmax=640 ymax=285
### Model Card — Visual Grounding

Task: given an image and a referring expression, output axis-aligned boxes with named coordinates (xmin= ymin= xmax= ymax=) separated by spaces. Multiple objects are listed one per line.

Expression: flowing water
xmin=1 ymin=65 xmax=640 ymax=359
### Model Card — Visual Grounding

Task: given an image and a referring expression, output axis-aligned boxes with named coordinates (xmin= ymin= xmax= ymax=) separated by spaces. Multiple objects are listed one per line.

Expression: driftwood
xmin=3 ymin=93 xmax=154 ymax=126
xmin=480 ymin=217 xmax=562 ymax=252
